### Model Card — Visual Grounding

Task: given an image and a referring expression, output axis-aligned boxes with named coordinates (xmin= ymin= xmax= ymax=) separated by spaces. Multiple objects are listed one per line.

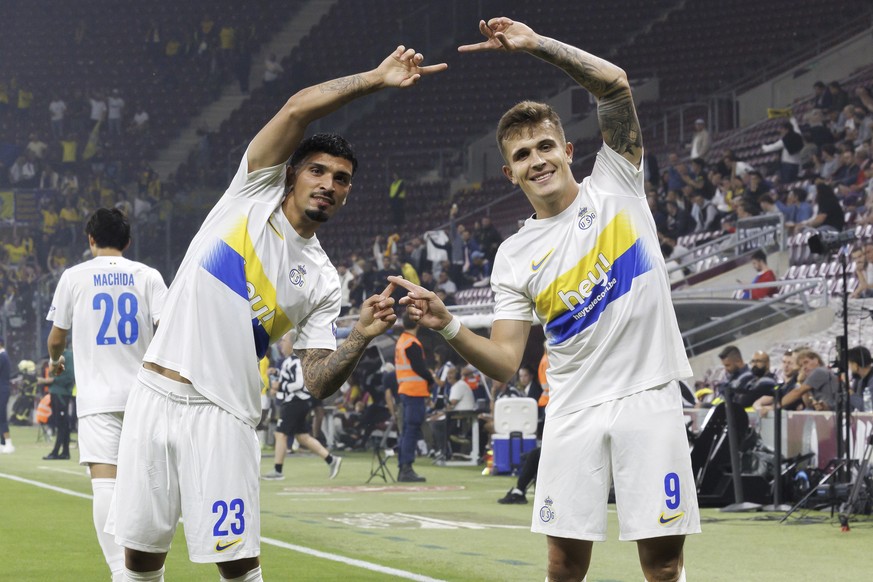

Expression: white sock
xmin=123 ymin=567 xmax=164 ymax=581
xmin=92 ymin=478 xmax=125 ymax=577
xmin=221 ymin=566 xmax=263 ymax=581
xmin=644 ymin=567 xmax=685 ymax=582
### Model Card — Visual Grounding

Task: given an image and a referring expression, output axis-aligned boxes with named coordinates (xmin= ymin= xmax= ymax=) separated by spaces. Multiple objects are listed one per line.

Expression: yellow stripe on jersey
xmin=534 ymin=211 xmax=639 ymax=324
xmin=223 ymin=217 xmax=293 ymax=343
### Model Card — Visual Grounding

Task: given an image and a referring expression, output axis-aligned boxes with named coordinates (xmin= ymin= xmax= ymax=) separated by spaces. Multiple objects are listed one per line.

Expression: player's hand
xmin=50 ymin=355 xmax=65 ymax=376
xmin=376 ymin=45 xmax=447 ymax=89
xmin=387 ymin=276 xmax=453 ymax=330
xmin=458 ymin=17 xmax=538 ymax=53
xmin=355 ymin=282 xmax=398 ymax=339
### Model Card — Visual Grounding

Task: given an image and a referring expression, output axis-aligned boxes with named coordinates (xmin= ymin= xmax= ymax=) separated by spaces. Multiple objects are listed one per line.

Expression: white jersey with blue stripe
xmin=47 ymin=256 xmax=167 ymax=416
xmin=144 ymin=150 xmax=341 ymax=427
xmin=490 ymin=144 xmax=691 ymax=419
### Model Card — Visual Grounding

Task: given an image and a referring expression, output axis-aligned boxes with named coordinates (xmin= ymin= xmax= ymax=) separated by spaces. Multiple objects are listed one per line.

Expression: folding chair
xmin=367 ymin=417 xmax=397 ymax=484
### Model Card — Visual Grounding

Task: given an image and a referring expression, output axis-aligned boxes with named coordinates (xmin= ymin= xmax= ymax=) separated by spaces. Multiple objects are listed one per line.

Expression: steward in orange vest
xmin=393 ymin=312 xmax=434 ymax=482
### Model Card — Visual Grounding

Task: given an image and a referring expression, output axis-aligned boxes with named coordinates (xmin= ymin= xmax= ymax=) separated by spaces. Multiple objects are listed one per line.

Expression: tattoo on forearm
xmin=598 ymin=83 xmax=642 ymax=155
xmin=319 ymin=74 xmax=368 ymax=97
xmin=532 ymin=37 xmax=642 ymax=155
xmin=296 ymin=327 xmax=369 ymax=399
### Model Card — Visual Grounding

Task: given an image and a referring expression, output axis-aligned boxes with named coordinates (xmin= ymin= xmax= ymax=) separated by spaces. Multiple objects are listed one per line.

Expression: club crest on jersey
xmin=539 ymin=497 xmax=555 ymax=523
xmin=289 ymin=264 xmax=307 ymax=287
xmin=577 ymin=207 xmax=596 ymax=230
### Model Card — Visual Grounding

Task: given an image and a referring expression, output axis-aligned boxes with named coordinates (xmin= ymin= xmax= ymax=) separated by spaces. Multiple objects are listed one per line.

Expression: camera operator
xmin=781 ymin=349 xmax=839 ymax=411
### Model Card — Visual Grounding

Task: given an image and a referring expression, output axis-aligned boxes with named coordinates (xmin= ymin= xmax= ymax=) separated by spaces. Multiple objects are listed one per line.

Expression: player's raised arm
xmin=247 ymin=46 xmax=447 ymax=172
xmin=459 ymin=17 xmax=642 ymax=166
xmin=388 ymin=276 xmax=530 ymax=382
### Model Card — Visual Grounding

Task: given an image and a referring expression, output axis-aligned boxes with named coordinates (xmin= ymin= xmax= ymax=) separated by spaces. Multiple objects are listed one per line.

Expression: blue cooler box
xmin=492 ymin=434 xmax=537 ymax=475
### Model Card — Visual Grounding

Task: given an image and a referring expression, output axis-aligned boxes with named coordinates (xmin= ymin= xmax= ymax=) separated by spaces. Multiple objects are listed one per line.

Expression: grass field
xmin=1 ymin=425 xmax=870 ymax=581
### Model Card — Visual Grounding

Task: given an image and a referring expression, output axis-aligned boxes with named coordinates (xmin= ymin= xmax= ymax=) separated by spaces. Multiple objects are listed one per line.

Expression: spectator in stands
xmin=436 ymin=269 xmax=457 ymax=296
xmin=689 ymin=190 xmax=720 ymax=233
xmin=721 ymin=150 xmax=754 ymax=181
xmin=38 ymin=163 xmax=60 ymax=190
xmin=741 ymin=249 xmax=777 ymax=300
xmin=263 ymin=53 xmax=284 ymax=94
xmin=336 ymin=262 xmax=354 ymax=316
xmin=474 ymin=216 xmax=503 ymax=263
xmin=128 ymin=105 xmax=150 ymax=137
xmin=782 ymin=348 xmax=838 ymax=411
xmin=813 ymin=81 xmax=832 ymax=111
xmin=753 ymin=348 xmax=802 ymax=416
xmin=661 ymin=242 xmax=684 ymax=284
xmin=647 ymin=193 xmax=667 ymax=233
xmin=515 ymin=363 xmax=543 ymax=404
xmin=759 ymin=194 xmax=781 ymax=217
xmin=664 ymin=199 xmax=695 ymax=240
xmin=802 ymin=109 xmax=835 ymax=148
xmin=689 ymin=118 xmax=711 ymax=159
xmin=107 ymin=89 xmax=125 ymax=137
xmin=782 ymin=187 xmax=813 ymax=232
xmin=26 ymin=133 xmax=48 ymax=160
xmin=851 ymin=242 xmax=873 ymax=298
xmin=666 ymin=151 xmax=687 ymax=193
xmin=828 ymin=81 xmax=849 ymax=116
xmin=8 ymin=153 xmax=37 ymax=187
xmin=419 ymin=270 xmax=435 ymax=291
xmin=716 ymin=345 xmax=772 ymax=407
xmin=761 ymin=119 xmax=803 ymax=184
xmin=49 ymin=96 xmax=67 ymax=139
xmin=802 ymin=182 xmax=844 ymax=233
xmin=465 ymin=250 xmax=491 ymax=287
xmin=831 ymin=149 xmax=861 ymax=191
xmin=88 ymin=91 xmax=107 ymax=131
xmin=847 ymin=346 xmax=873 ymax=411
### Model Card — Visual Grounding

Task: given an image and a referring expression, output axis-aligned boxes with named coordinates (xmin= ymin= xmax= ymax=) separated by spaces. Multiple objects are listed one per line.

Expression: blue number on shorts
xmin=212 ymin=498 xmax=246 ymax=536
xmin=229 ymin=498 xmax=245 ymax=535
xmin=92 ymin=292 xmax=139 ymax=345
xmin=664 ymin=472 xmax=681 ymax=510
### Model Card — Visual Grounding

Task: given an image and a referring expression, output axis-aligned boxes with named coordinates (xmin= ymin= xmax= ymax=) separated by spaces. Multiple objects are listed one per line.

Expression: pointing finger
xmin=387 ymin=275 xmax=424 ymax=294
xmin=380 ymin=281 xmax=397 ymax=297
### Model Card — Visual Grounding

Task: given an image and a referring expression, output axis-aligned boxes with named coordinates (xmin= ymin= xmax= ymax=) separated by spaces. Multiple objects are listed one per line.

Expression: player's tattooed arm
xmin=530 ymin=37 xmax=642 ymax=163
xmin=295 ymin=327 xmax=370 ymax=400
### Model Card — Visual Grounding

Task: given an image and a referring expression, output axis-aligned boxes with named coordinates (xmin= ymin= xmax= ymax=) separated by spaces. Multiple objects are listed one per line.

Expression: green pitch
xmin=1 ymin=426 xmax=870 ymax=581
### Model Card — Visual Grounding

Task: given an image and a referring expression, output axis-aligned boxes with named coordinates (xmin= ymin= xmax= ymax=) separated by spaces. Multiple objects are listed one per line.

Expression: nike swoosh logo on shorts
xmin=531 ymin=248 xmax=555 ymax=271
xmin=659 ymin=512 xmax=684 ymax=525
xmin=215 ymin=539 xmax=242 ymax=552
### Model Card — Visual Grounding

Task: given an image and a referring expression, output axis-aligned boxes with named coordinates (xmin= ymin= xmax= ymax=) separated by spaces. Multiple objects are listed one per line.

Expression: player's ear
xmin=565 ymin=141 xmax=573 ymax=164
xmin=502 ymin=165 xmax=516 ymax=185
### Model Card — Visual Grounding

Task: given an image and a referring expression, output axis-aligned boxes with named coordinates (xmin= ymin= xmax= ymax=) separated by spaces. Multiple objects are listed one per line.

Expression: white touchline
xmin=0 ymin=472 xmax=446 ymax=582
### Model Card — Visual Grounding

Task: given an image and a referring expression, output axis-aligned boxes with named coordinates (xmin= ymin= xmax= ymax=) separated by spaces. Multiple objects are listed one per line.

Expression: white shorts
xmin=110 ymin=368 xmax=261 ymax=563
xmin=78 ymin=412 xmax=124 ymax=466
xmin=532 ymin=382 xmax=701 ymax=541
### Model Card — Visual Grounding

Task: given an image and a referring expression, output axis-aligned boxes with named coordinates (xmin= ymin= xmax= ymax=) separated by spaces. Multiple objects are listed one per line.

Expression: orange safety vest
xmin=537 ymin=352 xmax=550 ymax=407
xmin=36 ymin=394 xmax=52 ymax=424
xmin=395 ymin=332 xmax=430 ymax=397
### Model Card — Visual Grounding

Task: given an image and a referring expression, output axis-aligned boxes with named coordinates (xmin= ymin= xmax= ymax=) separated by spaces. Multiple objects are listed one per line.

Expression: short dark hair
xmin=718 ymin=345 xmax=742 ymax=361
xmin=848 ymin=346 xmax=872 ymax=368
xmin=496 ymin=101 xmax=566 ymax=160
xmin=289 ymin=133 xmax=358 ymax=175
xmin=401 ymin=309 xmax=417 ymax=330
xmin=790 ymin=187 xmax=808 ymax=202
xmin=85 ymin=208 xmax=131 ymax=251
xmin=751 ymin=249 xmax=767 ymax=263
xmin=813 ymin=81 xmax=825 ymax=89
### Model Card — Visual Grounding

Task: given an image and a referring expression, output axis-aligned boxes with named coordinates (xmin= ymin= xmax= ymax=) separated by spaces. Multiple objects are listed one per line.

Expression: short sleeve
xmin=47 ymin=272 xmax=72 ymax=329
xmin=490 ymin=248 xmax=534 ymax=322
xmin=292 ymin=286 xmax=341 ymax=351
xmin=224 ymin=147 xmax=287 ymax=202
xmin=148 ymin=269 xmax=169 ymax=324
xmin=588 ymin=143 xmax=646 ymax=200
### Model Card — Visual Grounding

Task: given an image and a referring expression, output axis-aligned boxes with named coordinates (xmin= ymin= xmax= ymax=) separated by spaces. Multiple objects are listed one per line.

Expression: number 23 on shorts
xmin=213 ymin=498 xmax=246 ymax=551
